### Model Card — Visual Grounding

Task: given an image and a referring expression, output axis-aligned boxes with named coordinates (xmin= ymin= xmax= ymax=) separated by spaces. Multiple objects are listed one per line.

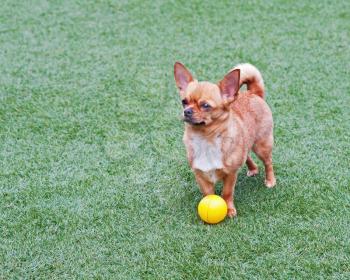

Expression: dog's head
xmin=174 ymin=62 xmax=240 ymax=127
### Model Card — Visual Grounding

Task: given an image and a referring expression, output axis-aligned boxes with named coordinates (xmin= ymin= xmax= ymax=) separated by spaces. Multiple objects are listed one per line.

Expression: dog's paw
xmin=247 ymin=168 xmax=259 ymax=177
xmin=265 ymin=178 xmax=276 ymax=188
xmin=227 ymin=207 xmax=237 ymax=218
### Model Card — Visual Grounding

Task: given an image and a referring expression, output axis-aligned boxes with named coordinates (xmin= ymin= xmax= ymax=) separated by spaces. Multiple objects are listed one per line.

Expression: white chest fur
xmin=190 ymin=134 xmax=224 ymax=173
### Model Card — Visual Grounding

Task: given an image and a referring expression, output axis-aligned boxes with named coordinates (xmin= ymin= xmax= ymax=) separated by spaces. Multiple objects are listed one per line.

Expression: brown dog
xmin=174 ymin=62 xmax=276 ymax=217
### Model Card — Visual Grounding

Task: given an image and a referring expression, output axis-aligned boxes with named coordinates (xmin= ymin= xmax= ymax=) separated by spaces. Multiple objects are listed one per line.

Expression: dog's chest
xmin=190 ymin=134 xmax=224 ymax=174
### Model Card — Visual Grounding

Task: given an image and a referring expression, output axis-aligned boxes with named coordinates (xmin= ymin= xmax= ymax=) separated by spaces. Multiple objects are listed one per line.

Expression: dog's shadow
xmin=191 ymin=166 xmax=269 ymax=212
xmin=175 ymin=160 xmax=272 ymax=221
xmin=215 ymin=167 xmax=266 ymax=196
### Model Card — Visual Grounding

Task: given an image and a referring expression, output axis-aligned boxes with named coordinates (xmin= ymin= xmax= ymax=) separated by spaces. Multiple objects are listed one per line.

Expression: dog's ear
xmin=218 ymin=69 xmax=240 ymax=101
xmin=174 ymin=62 xmax=194 ymax=93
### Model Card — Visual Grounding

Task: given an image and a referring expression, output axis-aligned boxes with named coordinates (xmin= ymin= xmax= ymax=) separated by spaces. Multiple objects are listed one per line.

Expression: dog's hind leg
xmin=246 ymin=155 xmax=259 ymax=177
xmin=253 ymin=135 xmax=276 ymax=188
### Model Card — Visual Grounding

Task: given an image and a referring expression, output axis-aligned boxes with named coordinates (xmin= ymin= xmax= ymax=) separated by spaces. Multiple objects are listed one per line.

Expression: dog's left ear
xmin=218 ymin=69 xmax=240 ymax=101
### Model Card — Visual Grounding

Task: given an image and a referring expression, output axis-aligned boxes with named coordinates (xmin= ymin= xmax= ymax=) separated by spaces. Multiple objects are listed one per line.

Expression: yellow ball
xmin=198 ymin=195 xmax=228 ymax=224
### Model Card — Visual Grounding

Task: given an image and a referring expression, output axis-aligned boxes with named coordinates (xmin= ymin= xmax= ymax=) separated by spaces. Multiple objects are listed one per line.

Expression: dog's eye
xmin=201 ymin=103 xmax=211 ymax=109
xmin=182 ymin=99 xmax=188 ymax=106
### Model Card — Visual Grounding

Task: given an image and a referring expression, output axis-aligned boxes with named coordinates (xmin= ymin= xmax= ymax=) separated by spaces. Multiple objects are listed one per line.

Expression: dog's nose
xmin=184 ymin=108 xmax=193 ymax=117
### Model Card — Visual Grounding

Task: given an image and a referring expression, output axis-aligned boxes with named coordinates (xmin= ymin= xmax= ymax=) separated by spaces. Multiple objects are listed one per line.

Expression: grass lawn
xmin=1 ymin=0 xmax=350 ymax=278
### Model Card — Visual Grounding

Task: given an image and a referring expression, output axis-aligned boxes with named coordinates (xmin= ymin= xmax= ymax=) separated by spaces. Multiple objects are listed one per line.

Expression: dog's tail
xmin=233 ymin=63 xmax=265 ymax=99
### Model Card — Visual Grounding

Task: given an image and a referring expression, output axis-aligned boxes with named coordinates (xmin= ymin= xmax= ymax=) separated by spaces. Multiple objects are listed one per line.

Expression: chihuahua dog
xmin=174 ymin=62 xmax=276 ymax=217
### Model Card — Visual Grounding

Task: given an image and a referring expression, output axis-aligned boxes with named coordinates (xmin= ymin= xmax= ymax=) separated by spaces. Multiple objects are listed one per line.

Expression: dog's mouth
xmin=183 ymin=117 xmax=206 ymax=126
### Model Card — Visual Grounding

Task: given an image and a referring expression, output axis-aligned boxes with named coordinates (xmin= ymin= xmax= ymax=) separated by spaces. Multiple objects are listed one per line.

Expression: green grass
xmin=1 ymin=0 xmax=350 ymax=278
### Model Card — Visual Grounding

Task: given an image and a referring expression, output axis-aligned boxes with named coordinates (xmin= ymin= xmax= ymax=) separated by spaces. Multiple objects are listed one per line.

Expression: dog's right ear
xmin=174 ymin=62 xmax=194 ymax=94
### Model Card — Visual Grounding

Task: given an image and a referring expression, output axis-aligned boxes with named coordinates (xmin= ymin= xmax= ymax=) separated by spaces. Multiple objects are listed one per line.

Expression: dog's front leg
xmin=222 ymin=172 xmax=238 ymax=218
xmin=194 ymin=170 xmax=214 ymax=196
